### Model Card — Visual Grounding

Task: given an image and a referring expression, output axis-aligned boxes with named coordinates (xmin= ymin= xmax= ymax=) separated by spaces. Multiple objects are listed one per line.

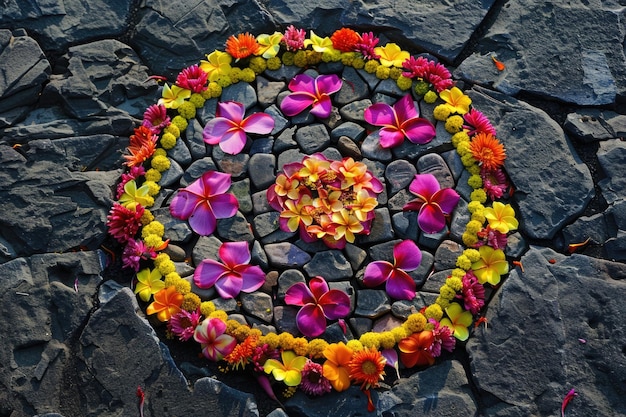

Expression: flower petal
xmin=318 ymin=290 xmax=350 ymax=320
xmin=215 ymin=273 xmax=243 ymax=299
xmin=288 ymin=73 xmax=316 ymax=94
xmin=364 ymin=103 xmax=395 ymax=126
xmin=218 ymin=129 xmax=248 ymax=155
xmin=203 ymin=118 xmax=237 ymax=145
xmin=280 ymin=92 xmax=315 ymax=116
xmin=169 ymin=190 xmax=199 ymax=220
xmin=409 ymin=173 xmax=440 ymax=198
xmin=308 ymin=276 xmax=330 ymax=300
xmin=208 ymin=193 xmax=239 ymax=219
xmin=218 ymin=241 xmax=251 ymax=266
xmin=285 ymin=282 xmax=315 ymax=306
xmin=188 ymin=201 xmax=218 ymax=236
xmin=393 ymin=240 xmax=422 ymax=271
xmin=418 ymin=203 xmax=447 ymax=234
xmin=241 ymin=112 xmax=275 ymax=134
xmin=316 ymin=74 xmax=343 ymax=94
xmin=310 ymin=94 xmax=333 ymax=118
xmin=386 ymin=269 xmax=416 ymax=300
xmin=194 ymin=259 xmax=229 ymax=289
xmin=378 ymin=127 xmax=406 ymax=148
xmin=392 ymin=94 xmax=419 ymax=121
xmin=296 ymin=303 xmax=326 ymax=337
xmin=362 ymin=261 xmax=395 ymax=288
xmin=402 ymin=118 xmax=436 ymax=144
xmin=432 ymin=188 xmax=460 ymax=214
xmin=216 ymin=101 xmax=245 ymax=122
xmin=237 ymin=264 xmax=266 ymax=293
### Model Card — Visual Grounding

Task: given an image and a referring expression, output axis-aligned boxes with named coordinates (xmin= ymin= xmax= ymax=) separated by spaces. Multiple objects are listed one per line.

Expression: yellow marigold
xmin=403 ymin=313 xmax=427 ymax=333
xmin=470 ymin=188 xmax=487 ymax=203
xmin=352 ymin=57 xmax=365 ymax=69
xmin=471 ymin=212 xmax=486 ymax=224
xmin=375 ymin=65 xmax=390 ymax=79
xmin=206 ymin=82 xmax=222 ymax=98
xmin=467 ymin=201 xmax=485 ymax=214
xmin=142 ymin=220 xmax=164 ymax=238
xmin=451 ymin=268 xmax=466 ymax=279
xmin=359 ymin=332 xmax=381 ymax=349
xmin=209 ymin=310 xmax=228 ymax=321
xmin=424 ymin=304 xmax=443 ymax=321
xmin=462 ymin=231 xmax=479 ymax=247
xmin=165 ymin=272 xmax=181 ymax=282
xmin=200 ymin=301 xmax=216 ymax=316
xmin=153 ymin=252 xmax=170 ymax=267
xmin=266 ymin=56 xmax=282 ymax=70
xmin=391 ymin=326 xmax=409 ymax=342
xmin=307 ymin=339 xmax=329 ymax=359
xmin=154 ymin=148 xmax=167 ymax=157
xmin=446 ymin=277 xmax=463 ymax=292
xmin=456 ymin=255 xmax=472 ymax=270
xmin=260 ymin=332 xmax=280 ymax=350
xmin=281 ymin=51 xmax=295 ymax=66
xmin=292 ymin=337 xmax=309 ymax=356
xmin=396 ymin=75 xmax=413 ymax=90
xmin=466 ymin=220 xmax=484 ymax=235
xmin=140 ymin=184 xmax=161 ymax=204
xmin=177 ymin=101 xmax=196 ymax=120
xmin=232 ymin=324 xmax=252 ymax=342
xmin=451 ymin=131 xmax=470 ymax=147
xmin=439 ymin=284 xmax=457 ymax=300
xmin=249 ymin=328 xmax=262 ymax=339
xmin=364 ymin=59 xmax=379 ymax=74
xmin=423 ymin=90 xmax=438 ymax=103
xmin=456 ymin=140 xmax=471 ymax=157
xmin=379 ymin=332 xmax=396 ymax=350
xmin=461 ymin=153 xmax=478 ymax=168
xmin=160 ymin=132 xmax=177 ymax=150
xmin=189 ymin=93 xmax=205 ymax=109
xmin=172 ymin=277 xmax=191 ymax=295
xmin=157 ymin=259 xmax=176 ymax=276
xmin=240 ymin=68 xmax=256 ymax=83
xmin=435 ymin=296 xmax=451 ymax=309
xmin=433 ymin=104 xmax=451 ymax=121
xmin=278 ymin=332 xmax=296 ymax=350
xmin=346 ymin=339 xmax=364 ymax=352
xmin=171 ymin=115 xmax=188 ymax=132
xmin=143 ymin=234 xmax=163 ymax=249
xmin=181 ymin=293 xmax=201 ymax=311
xmin=151 ymin=155 xmax=171 ymax=172
xmin=139 ymin=209 xmax=154 ymax=225
xmin=468 ymin=174 xmax=483 ymax=190
xmin=463 ymin=249 xmax=481 ymax=262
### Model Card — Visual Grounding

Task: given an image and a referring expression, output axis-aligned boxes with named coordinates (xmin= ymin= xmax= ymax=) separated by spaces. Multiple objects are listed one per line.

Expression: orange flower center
xmin=361 ymin=360 xmax=378 ymax=375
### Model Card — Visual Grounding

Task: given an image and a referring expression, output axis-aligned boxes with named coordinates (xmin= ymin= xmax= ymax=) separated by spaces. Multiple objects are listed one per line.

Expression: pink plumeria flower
xmin=194 ymin=241 xmax=266 ymax=299
xmin=403 ymin=173 xmax=460 ymax=234
xmin=284 ymin=276 xmax=350 ymax=338
xmin=280 ymin=73 xmax=342 ymax=119
xmin=203 ymin=101 xmax=274 ymax=155
xmin=193 ymin=317 xmax=237 ymax=361
xmin=363 ymin=94 xmax=436 ymax=148
xmin=169 ymin=171 xmax=239 ymax=236
xmin=363 ymin=240 xmax=422 ymax=300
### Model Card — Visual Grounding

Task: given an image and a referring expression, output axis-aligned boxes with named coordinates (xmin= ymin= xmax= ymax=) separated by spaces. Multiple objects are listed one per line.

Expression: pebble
xmin=354 ymin=289 xmax=391 ymax=319
xmin=248 ymin=153 xmax=277 ymax=189
xmin=303 ymin=250 xmax=353 ymax=281
xmin=265 ymin=242 xmax=311 ymax=268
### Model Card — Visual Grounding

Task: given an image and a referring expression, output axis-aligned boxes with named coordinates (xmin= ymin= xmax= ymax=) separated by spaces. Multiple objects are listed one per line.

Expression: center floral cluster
xmin=105 ymin=25 xmax=520 ymax=411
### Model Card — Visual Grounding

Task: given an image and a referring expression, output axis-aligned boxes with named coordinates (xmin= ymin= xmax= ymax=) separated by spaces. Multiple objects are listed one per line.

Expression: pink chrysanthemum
xmin=477 ymin=225 xmax=508 ymax=250
xmin=142 ymin=104 xmax=171 ymax=134
xmin=106 ymin=203 xmax=144 ymax=243
xmin=402 ymin=56 xmax=430 ymax=78
xmin=458 ymin=270 xmax=485 ymax=315
xmin=283 ymin=25 xmax=306 ymax=51
xmin=463 ymin=108 xmax=497 ymax=137
xmin=168 ymin=309 xmax=202 ymax=341
xmin=299 ymin=359 xmax=332 ymax=396
xmin=122 ymin=238 xmax=156 ymax=271
xmin=402 ymin=56 xmax=453 ymax=92
xmin=428 ymin=318 xmax=456 ymax=357
xmin=176 ymin=64 xmax=208 ymax=93
xmin=116 ymin=165 xmax=146 ymax=199
xmin=354 ymin=31 xmax=380 ymax=60
xmin=251 ymin=343 xmax=280 ymax=373
xmin=481 ymin=167 xmax=508 ymax=200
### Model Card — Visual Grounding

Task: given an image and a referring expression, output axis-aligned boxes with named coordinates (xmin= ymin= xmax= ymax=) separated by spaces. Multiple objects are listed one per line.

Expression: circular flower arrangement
xmin=107 ymin=26 xmax=519 ymax=411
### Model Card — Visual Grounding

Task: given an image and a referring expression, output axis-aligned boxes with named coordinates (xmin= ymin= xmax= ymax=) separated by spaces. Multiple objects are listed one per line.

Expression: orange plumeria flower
xmin=322 ymin=342 xmax=353 ymax=392
xmin=146 ymin=286 xmax=183 ymax=322
xmin=330 ymin=208 xmax=364 ymax=243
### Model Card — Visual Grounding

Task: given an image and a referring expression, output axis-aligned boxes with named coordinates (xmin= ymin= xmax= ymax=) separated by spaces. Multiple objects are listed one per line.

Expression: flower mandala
xmin=107 ymin=27 xmax=520 ymax=411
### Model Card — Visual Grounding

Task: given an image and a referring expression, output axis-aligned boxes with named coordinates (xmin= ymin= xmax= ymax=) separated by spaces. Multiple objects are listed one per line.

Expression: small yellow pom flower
xmin=151 ymin=155 xmax=171 ymax=172
xmin=433 ymin=104 xmax=452 ymax=121
xmin=375 ymin=65 xmax=390 ymax=79
xmin=181 ymin=293 xmax=201 ymax=311
xmin=470 ymin=188 xmax=487 ymax=204
xmin=396 ymin=75 xmax=413 ymax=90
xmin=189 ymin=93 xmax=206 ymax=109
xmin=424 ymin=304 xmax=443 ymax=321
xmin=462 ymin=231 xmax=479 ymax=247
xmin=451 ymin=131 xmax=470 ymax=147
xmin=465 ymin=220 xmax=484 ymax=235
xmin=177 ymin=101 xmax=196 ymax=120
xmin=446 ymin=277 xmax=463 ymax=292
xmin=345 ymin=339 xmax=364 ymax=352
xmin=455 ymin=254 xmax=472 ymax=270
xmin=359 ymin=332 xmax=381 ymax=349
xmin=364 ymin=60 xmax=380 ymax=74
xmin=403 ymin=313 xmax=427 ymax=333
xmin=423 ymin=90 xmax=438 ymax=103
xmin=266 ymin=56 xmax=282 ymax=70
xmin=160 ymin=132 xmax=177 ymax=150
xmin=468 ymin=174 xmax=483 ymax=189
xmin=163 ymin=123 xmax=180 ymax=138
xmin=463 ymin=249 xmax=481 ymax=262
xmin=200 ymin=301 xmax=216 ymax=317
xmin=445 ymin=115 xmax=465 ymax=133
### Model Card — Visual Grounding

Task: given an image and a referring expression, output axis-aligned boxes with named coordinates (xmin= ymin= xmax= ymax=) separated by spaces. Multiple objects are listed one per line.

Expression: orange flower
xmin=322 ymin=342 xmax=353 ymax=392
xmin=124 ymin=126 xmax=157 ymax=167
xmin=469 ymin=132 xmax=506 ymax=170
xmin=348 ymin=347 xmax=386 ymax=390
xmin=224 ymin=334 xmax=258 ymax=370
xmin=225 ymin=33 xmax=260 ymax=59
xmin=146 ymin=286 xmax=183 ymax=322
xmin=398 ymin=330 xmax=435 ymax=368
xmin=330 ymin=28 xmax=360 ymax=52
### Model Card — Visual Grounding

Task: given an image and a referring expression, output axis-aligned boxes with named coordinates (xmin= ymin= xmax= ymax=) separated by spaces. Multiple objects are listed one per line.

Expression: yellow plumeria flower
xmin=256 ymin=32 xmax=283 ymax=59
xmin=118 ymin=180 xmax=153 ymax=209
xmin=374 ymin=43 xmax=410 ymax=67
xmin=484 ymin=201 xmax=518 ymax=234
xmin=439 ymin=87 xmax=472 ymax=114
xmin=264 ymin=350 xmax=307 ymax=386
xmin=134 ymin=267 xmax=164 ymax=302
xmin=471 ymin=246 xmax=509 ymax=285
xmin=439 ymin=303 xmax=473 ymax=341
xmin=158 ymin=84 xmax=191 ymax=109
xmin=199 ymin=50 xmax=233 ymax=82
xmin=303 ymin=30 xmax=336 ymax=53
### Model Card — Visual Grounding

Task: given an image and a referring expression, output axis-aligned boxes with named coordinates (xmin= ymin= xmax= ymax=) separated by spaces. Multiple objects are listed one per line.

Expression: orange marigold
xmin=224 ymin=334 xmax=259 ymax=370
xmin=124 ymin=126 xmax=157 ymax=167
xmin=225 ymin=33 xmax=260 ymax=59
xmin=469 ymin=132 xmax=506 ymax=170
xmin=330 ymin=28 xmax=361 ymax=52
xmin=348 ymin=347 xmax=386 ymax=390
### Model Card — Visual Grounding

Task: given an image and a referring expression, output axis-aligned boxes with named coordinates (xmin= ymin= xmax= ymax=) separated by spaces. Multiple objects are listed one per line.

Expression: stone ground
xmin=1 ymin=1 xmax=626 ymax=416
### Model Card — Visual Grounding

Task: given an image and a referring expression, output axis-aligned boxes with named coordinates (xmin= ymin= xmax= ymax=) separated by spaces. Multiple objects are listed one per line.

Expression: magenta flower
xmin=169 ymin=171 xmax=238 ymax=236
xmin=457 ymin=270 xmax=485 ymax=315
xmin=354 ymin=32 xmax=380 ymax=60
xmin=116 ymin=165 xmax=145 ymax=199
xmin=428 ymin=318 xmax=456 ymax=357
xmin=176 ymin=64 xmax=208 ymax=93
xmin=363 ymin=94 xmax=436 ymax=148
xmin=142 ymin=103 xmax=170 ymax=134
xmin=403 ymin=173 xmax=460 ymax=234
xmin=193 ymin=317 xmax=237 ymax=361
xmin=362 ymin=240 xmax=422 ymax=300
xmin=284 ymin=276 xmax=351 ymax=338
xmin=463 ymin=108 xmax=496 ymax=137
xmin=283 ymin=25 xmax=306 ymax=51
xmin=194 ymin=241 xmax=266 ymax=299
xmin=280 ymin=73 xmax=342 ymax=119
xmin=122 ymin=238 xmax=156 ymax=271
xmin=203 ymin=101 xmax=275 ymax=155
xmin=168 ymin=308 xmax=202 ymax=341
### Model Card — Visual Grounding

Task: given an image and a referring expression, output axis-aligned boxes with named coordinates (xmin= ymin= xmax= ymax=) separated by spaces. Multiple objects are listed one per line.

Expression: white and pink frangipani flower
xmin=193 ymin=317 xmax=237 ymax=361
xmin=362 ymin=240 xmax=422 ymax=300
xmin=280 ymin=73 xmax=342 ymax=119
xmin=169 ymin=170 xmax=239 ymax=236
xmin=203 ymin=101 xmax=274 ymax=155
xmin=194 ymin=241 xmax=266 ymax=299
xmin=363 ymin=94 xmax=436 ymax=148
